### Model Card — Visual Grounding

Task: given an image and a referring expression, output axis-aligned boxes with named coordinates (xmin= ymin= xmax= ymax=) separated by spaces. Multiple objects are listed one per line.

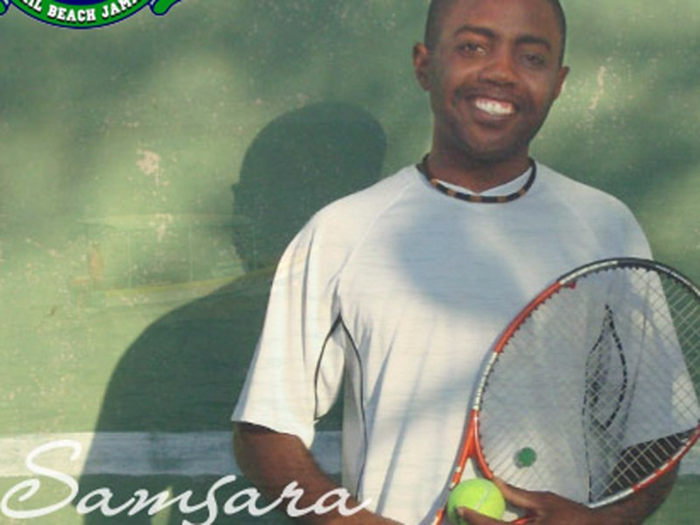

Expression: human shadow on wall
xmin=77 ymin=102 xmax=386 ymax=524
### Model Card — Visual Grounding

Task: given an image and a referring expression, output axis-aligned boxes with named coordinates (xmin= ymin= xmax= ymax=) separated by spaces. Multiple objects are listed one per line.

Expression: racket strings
xmin=606 ymin=431 xmax=691 ymax=493
xmin=581 ymin=269 xmax=699 ymax=500
xmin=582 ymin=306 xmax=630 ymax=502
xmin=478 ymin=286 xmax=596 ymax=498
xmin=476 ymin=264 xmax=699 ymax=507
xmin=583 ymin=306 xmax=627 ymax=430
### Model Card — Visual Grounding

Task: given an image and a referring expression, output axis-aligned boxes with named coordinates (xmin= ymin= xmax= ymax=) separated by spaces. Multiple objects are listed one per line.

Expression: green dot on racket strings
xmin=515 ymin=447 xmax=537 ymax=468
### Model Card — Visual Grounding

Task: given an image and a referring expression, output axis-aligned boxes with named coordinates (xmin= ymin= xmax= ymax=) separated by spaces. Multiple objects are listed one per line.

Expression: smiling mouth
xmin=473 ymin=97 xmax=516 ymax=117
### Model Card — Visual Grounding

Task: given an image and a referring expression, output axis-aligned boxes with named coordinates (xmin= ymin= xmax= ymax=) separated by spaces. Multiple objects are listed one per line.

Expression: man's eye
xmin=458 ymin=42 xmax=485 ymax=55
xmin=522 ymin=53 xmax=546 ymax=67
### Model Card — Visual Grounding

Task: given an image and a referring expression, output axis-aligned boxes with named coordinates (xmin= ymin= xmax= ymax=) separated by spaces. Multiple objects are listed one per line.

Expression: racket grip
xmin=432 ymin=508 xmax=446 ymax=525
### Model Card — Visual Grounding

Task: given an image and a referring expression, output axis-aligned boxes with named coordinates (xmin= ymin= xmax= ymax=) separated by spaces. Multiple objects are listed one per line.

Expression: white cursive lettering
xmin=0 ymin=440 xmax=371 ymax=522
xmin=1 ymin=440 xmax=80 ymax=519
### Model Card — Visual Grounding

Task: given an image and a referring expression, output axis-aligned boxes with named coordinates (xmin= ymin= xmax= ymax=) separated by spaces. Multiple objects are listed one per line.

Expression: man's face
xmin=415 ymin=0 xmax=569 ymax=165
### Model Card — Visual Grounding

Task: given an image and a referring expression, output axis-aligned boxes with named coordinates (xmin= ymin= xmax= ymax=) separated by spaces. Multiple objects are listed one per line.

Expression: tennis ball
xmin=447 ymin=479 xmax=505 ymax=524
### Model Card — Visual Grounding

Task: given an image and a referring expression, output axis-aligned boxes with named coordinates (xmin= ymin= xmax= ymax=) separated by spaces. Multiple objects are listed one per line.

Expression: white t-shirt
xmin=232 ymin=163 xmax=652 ymax=523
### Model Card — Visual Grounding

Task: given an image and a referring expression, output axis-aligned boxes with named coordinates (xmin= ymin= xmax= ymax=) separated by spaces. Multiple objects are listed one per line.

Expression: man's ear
xmin=553 ymin=65 xmax=570 ymax=100
xmin=413 ymin=43 xmax=432 ymax=91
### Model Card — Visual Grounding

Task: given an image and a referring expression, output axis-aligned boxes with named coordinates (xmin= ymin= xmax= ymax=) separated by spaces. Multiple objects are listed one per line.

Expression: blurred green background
xmin=0 ymin=0 xmax=697 ymax=523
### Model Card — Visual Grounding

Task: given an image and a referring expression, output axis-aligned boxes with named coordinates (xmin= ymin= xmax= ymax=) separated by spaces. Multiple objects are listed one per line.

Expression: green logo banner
xmin=0 ymin=0 xmax=180 ymax=28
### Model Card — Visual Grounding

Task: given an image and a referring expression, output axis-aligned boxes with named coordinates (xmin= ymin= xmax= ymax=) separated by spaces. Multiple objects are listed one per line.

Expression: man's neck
xmin=426 ymin=149 xmax=532 ymax=194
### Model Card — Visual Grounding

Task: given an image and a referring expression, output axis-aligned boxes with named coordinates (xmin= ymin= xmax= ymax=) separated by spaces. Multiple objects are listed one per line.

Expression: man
xmin=232 ymin=1 xmax=678 ymax=523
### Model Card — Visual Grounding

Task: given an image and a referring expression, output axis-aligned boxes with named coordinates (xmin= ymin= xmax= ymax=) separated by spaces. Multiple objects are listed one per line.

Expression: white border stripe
xmin=0 ymin=432 xmax=341 ymax=477
xmin=0 ymin=432 xmax=695 ymax=478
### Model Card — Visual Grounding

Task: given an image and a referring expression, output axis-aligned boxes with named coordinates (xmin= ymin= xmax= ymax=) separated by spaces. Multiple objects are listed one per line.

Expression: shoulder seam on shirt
xmin=334 ymin=171 xmax=420 ymax=288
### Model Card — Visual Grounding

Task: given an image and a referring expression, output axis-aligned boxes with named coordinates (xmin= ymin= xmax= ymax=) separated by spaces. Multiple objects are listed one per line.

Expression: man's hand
xmin=453 ymin=468 xmax=677 ymax=525
xmin=455 ymin=480 xmax=597 ymax=525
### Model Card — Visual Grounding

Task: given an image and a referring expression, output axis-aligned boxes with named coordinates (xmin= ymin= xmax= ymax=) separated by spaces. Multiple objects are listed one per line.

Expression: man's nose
xmin=478 ymin=49 xmax=518 ymax=86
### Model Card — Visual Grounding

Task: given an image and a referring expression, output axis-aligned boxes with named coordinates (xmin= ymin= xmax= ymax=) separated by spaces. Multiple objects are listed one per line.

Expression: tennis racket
xmin=434 ymin=258 xmax=700 ymax=524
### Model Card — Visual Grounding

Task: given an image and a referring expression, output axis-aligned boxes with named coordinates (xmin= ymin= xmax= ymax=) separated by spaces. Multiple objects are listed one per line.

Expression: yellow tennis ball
xmin=447 ymin=479 xmax=506 ymax=524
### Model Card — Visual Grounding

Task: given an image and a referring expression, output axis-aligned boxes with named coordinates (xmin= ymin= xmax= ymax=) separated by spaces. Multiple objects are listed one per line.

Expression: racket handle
xmin=431 ymin=508 xmax=446 ymax=525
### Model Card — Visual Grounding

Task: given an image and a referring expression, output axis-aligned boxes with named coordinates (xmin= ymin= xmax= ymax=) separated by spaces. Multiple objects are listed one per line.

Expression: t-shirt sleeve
xmin=616 ymin=200 xmax=653 ymax=259
xmin=232 ymin=220 xmax=345 ymax=448
xmin=620 ymin=267 xmax=700 ymax=448
xmin=598 ymin=201 xmax=698 ymax=446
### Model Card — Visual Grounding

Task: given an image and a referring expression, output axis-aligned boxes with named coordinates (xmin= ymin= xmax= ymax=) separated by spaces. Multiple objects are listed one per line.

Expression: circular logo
xmin=1 ymin=0 xmax=180 ymax=28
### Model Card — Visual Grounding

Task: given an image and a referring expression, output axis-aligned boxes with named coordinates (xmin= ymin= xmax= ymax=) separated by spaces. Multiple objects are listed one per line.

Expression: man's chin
xmin=456 ymin=142 xmax=529 ymax=167
xmin=444 ymin=118 xmax=541 ymax=166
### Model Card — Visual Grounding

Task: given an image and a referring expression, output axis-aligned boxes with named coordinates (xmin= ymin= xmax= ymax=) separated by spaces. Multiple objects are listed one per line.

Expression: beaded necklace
xmin=417 ymin=155 xmax=536 ymax=204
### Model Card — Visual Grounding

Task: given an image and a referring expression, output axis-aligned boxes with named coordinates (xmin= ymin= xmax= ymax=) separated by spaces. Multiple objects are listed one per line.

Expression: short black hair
xmin=424 ymin=0 xmax=567 ymax=64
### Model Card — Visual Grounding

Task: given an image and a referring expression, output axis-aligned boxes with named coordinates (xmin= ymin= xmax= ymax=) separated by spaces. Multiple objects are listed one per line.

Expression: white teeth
xmin=475 ymin=98 xmax=514 ymax=116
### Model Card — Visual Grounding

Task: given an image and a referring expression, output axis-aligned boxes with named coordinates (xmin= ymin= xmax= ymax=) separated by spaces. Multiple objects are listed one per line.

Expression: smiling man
xmin=232 ymin=1 xmax=677 ymax=524
xmin=414 ymin=0 xmax=569 ymax=191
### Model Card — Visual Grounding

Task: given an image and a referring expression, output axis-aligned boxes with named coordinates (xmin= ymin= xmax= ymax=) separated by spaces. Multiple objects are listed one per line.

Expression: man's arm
xmin=233 ymin=422 xmax=400 ymax=524
xmin=456 ymin=467 xmax=678 ymax=525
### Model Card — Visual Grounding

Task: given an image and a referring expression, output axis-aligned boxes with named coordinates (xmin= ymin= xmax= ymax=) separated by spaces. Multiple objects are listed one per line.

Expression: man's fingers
xmin=491 ymin=478 xmax=592 ymax=524
xmin=456 ymin=506 xmax=504 ymax=525
xmin=492 ymin=478 xmax=555 ymax=511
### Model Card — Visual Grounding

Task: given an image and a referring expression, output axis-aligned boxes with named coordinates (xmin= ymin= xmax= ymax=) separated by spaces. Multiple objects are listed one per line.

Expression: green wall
xmin=0 ymin=1 xmax=698 ymax=523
